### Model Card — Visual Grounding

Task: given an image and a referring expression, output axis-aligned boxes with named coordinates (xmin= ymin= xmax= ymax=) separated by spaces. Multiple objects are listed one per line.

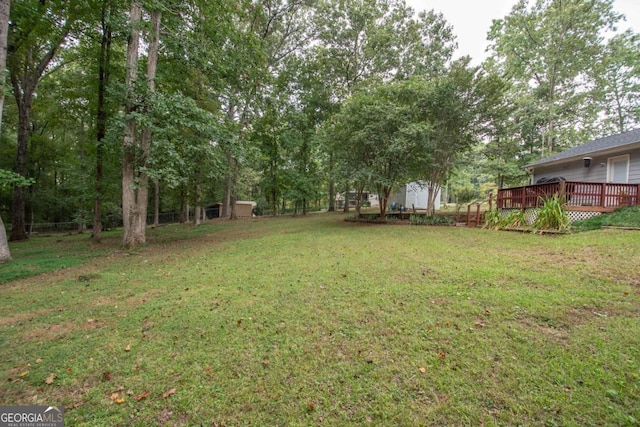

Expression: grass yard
xmin=1 ymin=214 xmax=639 ymax=426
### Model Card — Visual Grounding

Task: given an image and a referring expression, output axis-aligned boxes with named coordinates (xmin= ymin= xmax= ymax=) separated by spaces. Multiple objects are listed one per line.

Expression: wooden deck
xmin=497 ymin=181 xmax=640 ymax=212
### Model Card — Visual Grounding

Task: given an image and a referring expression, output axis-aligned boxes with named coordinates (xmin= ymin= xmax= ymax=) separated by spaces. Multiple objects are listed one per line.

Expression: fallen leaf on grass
xmin=45 ymin=373 xmax=57 ymax=384
xmin=437 ymin=352 xmax=446 ymax=359
xmin=419 ymin=367 xmax=426 ymax=373
xmin=124 ymin=345 xmax=131 ymax=352
xmin=163 ymin=388 xmax=176 ymax=398
xmin=135 ymin=391 xmax=151 ymax=401
xmin=109 ymin=391 xmax=126 ymax=404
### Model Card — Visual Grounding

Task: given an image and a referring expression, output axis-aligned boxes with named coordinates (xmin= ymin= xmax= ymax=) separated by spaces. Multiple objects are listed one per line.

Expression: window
xmin=607 ymin=155 xmax=629 ymax=183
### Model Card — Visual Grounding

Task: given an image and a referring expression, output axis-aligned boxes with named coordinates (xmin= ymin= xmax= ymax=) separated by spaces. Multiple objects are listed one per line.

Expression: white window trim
xmin=607 ymin=154 xmax=630 ymax=183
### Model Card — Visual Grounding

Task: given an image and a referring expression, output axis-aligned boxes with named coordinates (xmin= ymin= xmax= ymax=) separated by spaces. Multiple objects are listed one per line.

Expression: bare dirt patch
xmin=0 ymin=307 xmax=64 ymax=328
xmin=19 ymin=318 xmax=106 ymax=343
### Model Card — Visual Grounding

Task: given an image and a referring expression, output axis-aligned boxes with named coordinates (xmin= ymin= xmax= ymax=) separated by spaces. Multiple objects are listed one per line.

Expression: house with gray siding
xmin=523 ymin=128 xmax=640 ymax=184
xmin=497 ymin=129 xmax=640 ymax=222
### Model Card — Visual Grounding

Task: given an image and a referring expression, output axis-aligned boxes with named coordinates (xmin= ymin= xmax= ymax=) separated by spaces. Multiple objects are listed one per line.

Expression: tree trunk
xmin=327 ymin=153 xmax=335 ymax=212
xmin=0 ymin=0 xmax=11 ymax=261
xmin=9 ymin=86 xmax=31 ymax=241
xmin=194 ymin=206 xmax=201 ymax=225
xmin=222 ymin=150 xmax=232 ymax=218
xmin=153 ymin=180 xmax=159 ymax=227
xmin=0 ymin=0 xmax=8 ymax=136
xmin=328 ymin=179 xmax=335 ymax=211
xmin=612 ymin=83 xmax=624 ymax=133
xmin=378 ymin=186 xmax=391 ymax=220
xmin=122 ymin=1 xmax=142 ymax=248
xmin=0 ymin=213 xmax=10 ymax=263
xmin=342 ymin=183 xmax=350 ymax=213
xmin=427 ymin=182 xmax=440 ymax=216
xmin=93 ymin=0 xmax=113 ymax=243
xmin=193 ymin=178 xmax=201 ymax=226
xmin=122 ymin=5 xmax=160 ymax=248
xmin=230 ymin=157 xmax=238 ymax=219
xmin=355 ymin=184 xmax=364 ymax=215
xmin=222 ymin=105 xmax=237 ymax=219
xmin=183 ymin=201 xmax=190 ymax=223
xmin=7 ymin=7 xmax=68 ymax=242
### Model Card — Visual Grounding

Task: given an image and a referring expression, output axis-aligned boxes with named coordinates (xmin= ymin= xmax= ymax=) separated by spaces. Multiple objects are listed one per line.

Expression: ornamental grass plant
xmin=533 ymin=194 xmax=570 ymax=231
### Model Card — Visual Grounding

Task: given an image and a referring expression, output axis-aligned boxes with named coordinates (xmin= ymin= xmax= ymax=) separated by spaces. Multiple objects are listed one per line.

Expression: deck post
xmin=521 ymin=186 xmax=526 ymax=212
xmin=636 ymin=185 xmax=640 ymax=206
xmin=559 ymin=180 xmax=566 ymax=199
xmin=600 ymin=183 xmax=607 ymax=208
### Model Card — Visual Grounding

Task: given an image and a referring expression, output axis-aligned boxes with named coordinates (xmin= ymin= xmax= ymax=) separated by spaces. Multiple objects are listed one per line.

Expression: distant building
xmin=390 ymin=181 xmax=440 ymax=211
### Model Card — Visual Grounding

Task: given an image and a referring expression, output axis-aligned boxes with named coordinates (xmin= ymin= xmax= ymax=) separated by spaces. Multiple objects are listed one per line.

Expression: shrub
xmin=502 ymin=210 xmax=527 ymax=228
xmin=482 ymin=209 xmax=503 ymax=230
xmin=533 ymin=194 xmax=570 ymax=231
xmin=483 ymin=209 xmax=526 ymax=230
xmin=410 ymin=214 xmax=454 ymax=226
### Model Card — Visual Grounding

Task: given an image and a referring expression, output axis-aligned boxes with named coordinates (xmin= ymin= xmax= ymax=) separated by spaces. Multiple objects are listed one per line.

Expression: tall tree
xmin=7 ymin=0 xmax=77 ymax=241
xmin=121 ymin=1 xmax=142 ymax=247
xmin=329 ymin=78 xmax=434 ymax=219
xmin=220 ymin=0 xmax=314 ymax=219
xmin=122 ymin=2 xmax=161 ymax=248
xmin=92 ymin=0 xmax=119 ymax=242
xmin=420 ymin=59 xmax=504 ymax=213
xmin=0 ymin=0 xmax=8 ymax=135
xmin=487 ymin=0 xmax=622 ymax=155
xmin=329 ymin=60 xmax=502 ymax=217
xmin=595 ymin=30 xmax=640 ymax=133
xmin=0 ymin=0 xmax=10 ymax=261
xmin=0 ymin=207 xmax=8 ymax=262
xmin=313 ymin=0 xmax=456 ymax=210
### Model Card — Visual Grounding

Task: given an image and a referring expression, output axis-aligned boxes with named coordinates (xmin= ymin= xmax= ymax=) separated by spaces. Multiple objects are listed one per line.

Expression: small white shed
xmin=392 ymin=181 xmax=440 ymax=211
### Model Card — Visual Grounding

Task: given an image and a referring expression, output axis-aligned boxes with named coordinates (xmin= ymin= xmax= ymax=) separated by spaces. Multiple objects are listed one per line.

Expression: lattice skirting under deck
xmin=500 ymin=209 xmax=601 ymax=225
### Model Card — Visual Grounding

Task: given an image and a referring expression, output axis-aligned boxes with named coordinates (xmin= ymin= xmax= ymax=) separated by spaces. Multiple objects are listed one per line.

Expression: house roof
xmin=524 ymin=128 xmax=640 ymax=169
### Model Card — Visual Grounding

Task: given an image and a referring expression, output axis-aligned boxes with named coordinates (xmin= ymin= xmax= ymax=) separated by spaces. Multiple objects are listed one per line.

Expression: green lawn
xmin=1 ymin=214 xmax=639 ymax=426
